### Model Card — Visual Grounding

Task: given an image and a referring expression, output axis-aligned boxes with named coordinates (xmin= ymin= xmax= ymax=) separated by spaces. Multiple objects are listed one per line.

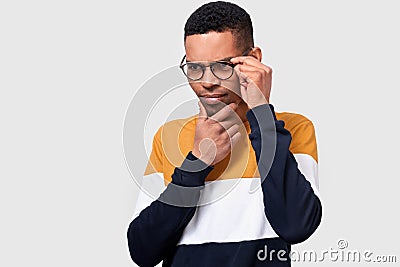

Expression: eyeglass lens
xmin=183 ymin=61 xmax=234 ymax=80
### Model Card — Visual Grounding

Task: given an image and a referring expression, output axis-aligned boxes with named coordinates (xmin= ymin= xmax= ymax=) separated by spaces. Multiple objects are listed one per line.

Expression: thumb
xmin=198 ymin=101 xmax=207 ymax=118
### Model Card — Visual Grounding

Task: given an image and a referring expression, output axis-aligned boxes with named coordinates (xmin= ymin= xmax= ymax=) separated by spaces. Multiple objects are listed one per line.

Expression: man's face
xmin=184 ymin=31 xmax=245 ymax=116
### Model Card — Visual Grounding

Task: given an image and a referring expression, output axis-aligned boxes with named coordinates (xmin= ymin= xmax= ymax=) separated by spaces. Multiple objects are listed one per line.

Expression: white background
xmin=1 ymin=0 xmax=399 ymax=266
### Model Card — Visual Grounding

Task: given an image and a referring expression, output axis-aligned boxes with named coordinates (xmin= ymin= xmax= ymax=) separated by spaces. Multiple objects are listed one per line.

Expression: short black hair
xmin=184 ymin=1 xmax=254 ymax=51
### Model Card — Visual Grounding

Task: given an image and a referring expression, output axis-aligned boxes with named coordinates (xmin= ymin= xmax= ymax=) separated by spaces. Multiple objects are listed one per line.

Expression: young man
xmin=127 ymin=1 xmax=322 ymax=266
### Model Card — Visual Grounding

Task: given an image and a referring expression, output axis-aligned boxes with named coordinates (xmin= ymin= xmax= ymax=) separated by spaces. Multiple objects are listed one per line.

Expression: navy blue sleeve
xmin=127 ymin=152 xmax=213 ymax=267
xmin=246 ymin=104 xmax=322 ymax=244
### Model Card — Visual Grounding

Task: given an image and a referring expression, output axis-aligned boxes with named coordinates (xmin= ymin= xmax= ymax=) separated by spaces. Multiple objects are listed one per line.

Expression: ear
xmin=250 ymin=46 xmax=262 ymax=62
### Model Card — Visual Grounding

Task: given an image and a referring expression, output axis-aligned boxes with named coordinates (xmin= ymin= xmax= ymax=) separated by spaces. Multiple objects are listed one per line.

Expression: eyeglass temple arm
xmin=179 ymin=55 xmax=186 ymax=67
xmin=242 ymin=47 xmax=253 ymax=56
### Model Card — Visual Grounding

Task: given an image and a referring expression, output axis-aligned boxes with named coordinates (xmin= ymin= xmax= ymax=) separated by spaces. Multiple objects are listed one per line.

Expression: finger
xmin=198 ymin=101 xmax=207 ymax=118
xmin=235 ymin=67 xmax=260 ymax=85
xmin=230 ymin=56 xmax=260 ymax=66
xmin=238 ymin=65 xmax=272 ymax=81
xmin=220 ymin=117 xmax=240 ymax=132
xmin=230 ymin=131 xmax=242 ymax=147
xmin=226 ymin=124 xmax=241 ymax=147
xmin=236 ymin=64 xmax=265 ymax=73
xmin=235 ymin=64 xmax=271 ymax=84
xmin=226 ymin=124 xmax=240 ymax=137
xmin=236 ymin=70 xmax=267 ymax=95
xmin=210 ymin=102 xmax=237 ymax=122
xmin=232 ymin=57 xmax=272 ymax=74
xmin=235 ymin=66 xmax=256 ymax=83
xmin=234 ymin=66 xmax=251 ymax=87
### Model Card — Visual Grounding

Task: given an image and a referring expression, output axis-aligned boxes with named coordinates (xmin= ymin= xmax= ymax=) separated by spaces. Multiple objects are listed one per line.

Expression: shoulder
xmin=276 ymin=110 xmax=318 ymax=162
xmin=276 ymin=111 xmax=315 ymax=132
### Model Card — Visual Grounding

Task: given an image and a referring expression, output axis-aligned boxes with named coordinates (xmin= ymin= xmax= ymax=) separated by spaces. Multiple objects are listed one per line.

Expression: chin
xmin=199 ymin=98 xmax=226 ymax=117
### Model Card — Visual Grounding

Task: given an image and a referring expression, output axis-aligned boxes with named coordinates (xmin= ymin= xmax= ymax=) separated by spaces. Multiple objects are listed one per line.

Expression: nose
xmin=201 ymin=66 xmax=221 ymax=89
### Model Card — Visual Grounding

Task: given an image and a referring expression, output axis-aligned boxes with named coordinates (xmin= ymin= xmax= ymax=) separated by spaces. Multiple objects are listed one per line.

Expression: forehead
xmin=184 ymin=31 xmax=240 ymax=62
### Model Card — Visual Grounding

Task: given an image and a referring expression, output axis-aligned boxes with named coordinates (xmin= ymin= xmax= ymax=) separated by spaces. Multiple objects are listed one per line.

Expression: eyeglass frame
xmin=179 ymin=47 xmax=253 ymax=81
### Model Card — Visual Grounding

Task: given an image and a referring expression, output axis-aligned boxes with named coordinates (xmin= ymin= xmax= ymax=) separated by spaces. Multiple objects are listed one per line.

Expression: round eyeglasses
xmin=179 ymin=48 xmax=252 ymax=81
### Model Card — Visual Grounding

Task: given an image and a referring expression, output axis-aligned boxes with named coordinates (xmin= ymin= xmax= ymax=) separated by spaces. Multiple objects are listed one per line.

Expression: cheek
xmin=221 ymin=74 xmax=241 ymax=97
xmin=188 ymin=82 xmax=202 ymax=96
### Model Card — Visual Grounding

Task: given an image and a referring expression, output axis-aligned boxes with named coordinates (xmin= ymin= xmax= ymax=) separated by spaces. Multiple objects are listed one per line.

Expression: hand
xmin=192 ymin=101 xmax=242 ymax=166
xmin=231 ymin=56 xmax=272 ymax=109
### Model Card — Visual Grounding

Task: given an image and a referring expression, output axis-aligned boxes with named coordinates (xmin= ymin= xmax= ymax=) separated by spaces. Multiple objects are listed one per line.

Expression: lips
xmin=200 ymin=93 xmax=228 ymax=104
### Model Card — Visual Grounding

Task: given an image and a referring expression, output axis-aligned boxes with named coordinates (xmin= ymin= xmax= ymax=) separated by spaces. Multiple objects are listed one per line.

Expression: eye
xmin=187 ymin=63 xmax=202 ymax=71
xmin=214 ymin=62 xmax=233 ymax=71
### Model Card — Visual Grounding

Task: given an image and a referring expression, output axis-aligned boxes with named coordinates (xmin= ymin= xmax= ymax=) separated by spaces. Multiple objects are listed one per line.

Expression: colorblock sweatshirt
xmin=127 ymin=103 xmax=322 ymax=267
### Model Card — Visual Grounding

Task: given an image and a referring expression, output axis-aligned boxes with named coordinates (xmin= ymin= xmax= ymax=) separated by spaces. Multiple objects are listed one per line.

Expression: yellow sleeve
xmin=289 ymin=119 xmax=318 ymax=163
xmin=144 ymin=126 xmax=164 ymax=175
